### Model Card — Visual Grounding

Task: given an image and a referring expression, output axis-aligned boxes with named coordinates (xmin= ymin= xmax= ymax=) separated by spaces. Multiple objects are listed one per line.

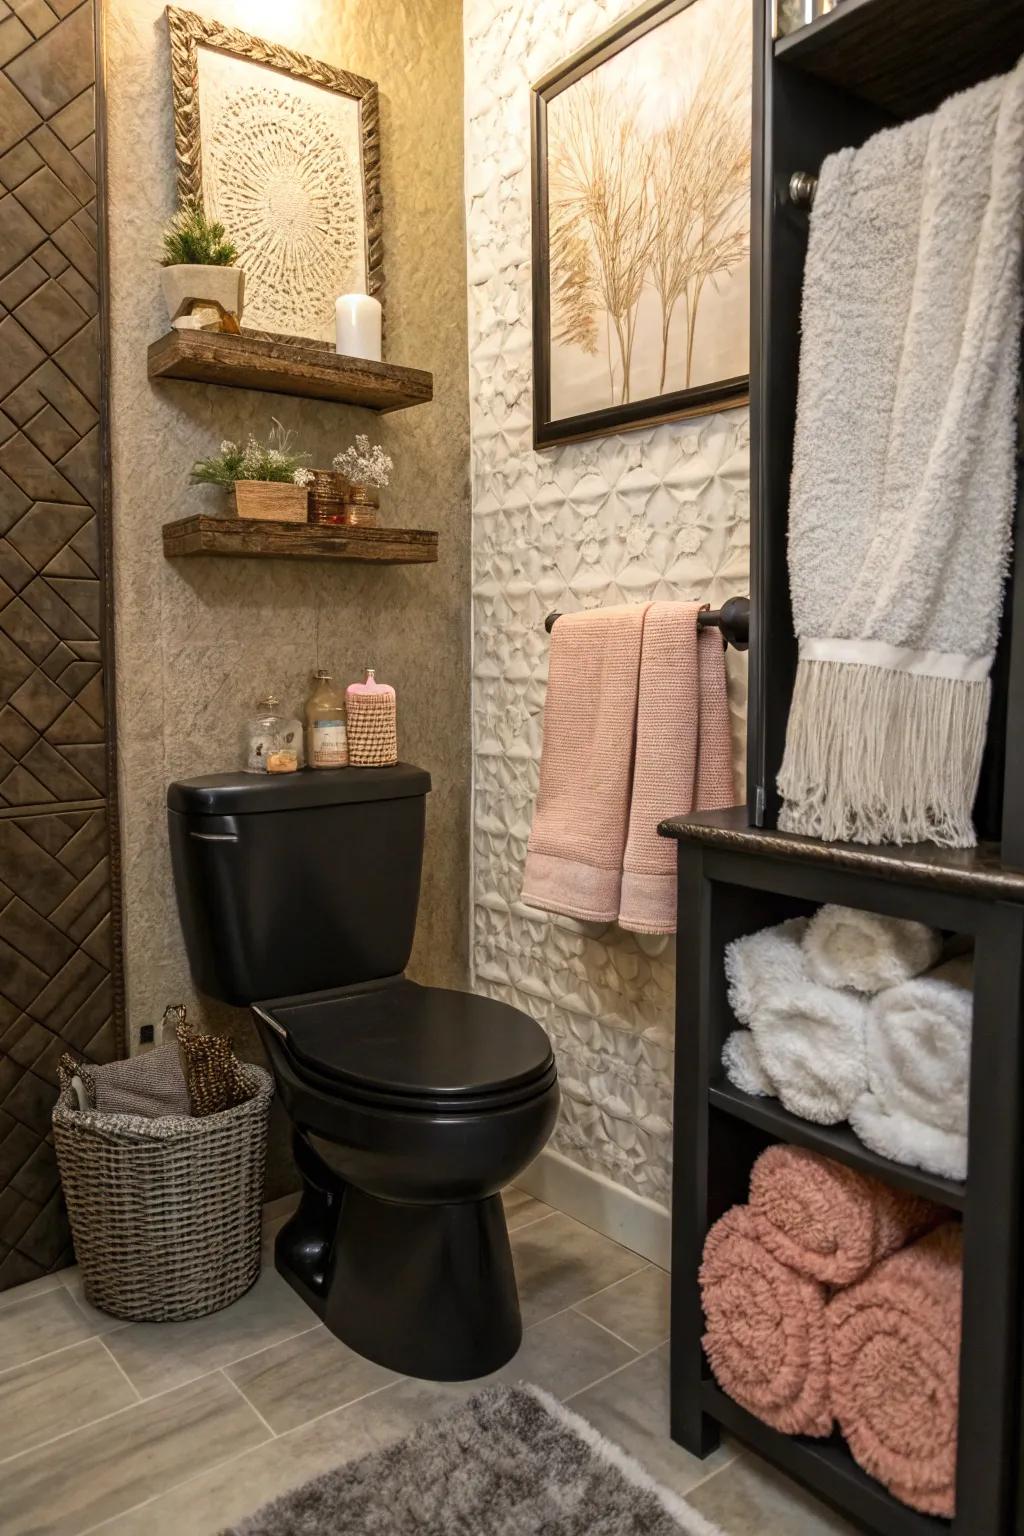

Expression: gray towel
xmin=778 ymin=59 xmax=1024 ymax=847
xmin=87 ymin=1044 xmax=191 ymax=1118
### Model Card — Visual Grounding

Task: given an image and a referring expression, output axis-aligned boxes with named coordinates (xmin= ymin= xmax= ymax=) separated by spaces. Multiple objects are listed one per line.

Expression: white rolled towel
xmin=803 ymin=905 xmax=941 ymax=994
xmin=721 ymin=1029 xmax=776 ymax=1097
xmin=724 ymin=917 xmax=809 ymax=1024
xmin=750 ymin=982 xmax=869 ymax=1125
xmin=849 ymin=957 xmax=972 ymax=1182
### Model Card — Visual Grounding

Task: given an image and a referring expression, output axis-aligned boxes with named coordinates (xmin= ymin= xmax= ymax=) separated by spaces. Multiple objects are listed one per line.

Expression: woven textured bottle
xmin=345 ymin=669 xmax=397 ymax=767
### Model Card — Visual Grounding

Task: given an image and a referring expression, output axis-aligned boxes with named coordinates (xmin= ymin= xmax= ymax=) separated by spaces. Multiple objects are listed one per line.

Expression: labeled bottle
xmin=306 ymin=670 xmax=349 ymax=768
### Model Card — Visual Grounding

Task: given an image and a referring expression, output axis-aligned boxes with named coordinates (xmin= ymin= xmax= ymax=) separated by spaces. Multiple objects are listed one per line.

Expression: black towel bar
xmin=544 ymin=597 xmax=750 ymax=652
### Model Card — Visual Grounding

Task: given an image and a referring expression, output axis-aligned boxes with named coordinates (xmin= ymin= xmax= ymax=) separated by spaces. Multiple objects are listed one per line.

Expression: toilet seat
xmin=257 ymin=977 xmax=555 ymax=1116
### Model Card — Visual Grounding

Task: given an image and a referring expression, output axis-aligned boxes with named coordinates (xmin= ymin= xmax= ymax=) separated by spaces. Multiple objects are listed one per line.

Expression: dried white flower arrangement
xmin=332 ymin=434 xmax=393 ymax=489
xmin=192 ymin=420 xmax=310 ymax=486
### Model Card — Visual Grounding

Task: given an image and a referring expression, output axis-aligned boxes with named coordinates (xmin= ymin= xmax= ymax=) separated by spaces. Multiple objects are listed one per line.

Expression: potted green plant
xmin=191 ymin=423 xmax=312 ymax=522
xmin=160 ymin=199 xmax=244 ymax=330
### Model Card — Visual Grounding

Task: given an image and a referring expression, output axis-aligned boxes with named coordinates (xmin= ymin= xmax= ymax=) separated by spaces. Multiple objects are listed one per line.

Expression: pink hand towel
xmin=619 ymin=604 xmax=736 ymax=934
xmin=522 ymin=606 xmax=648 ymax=922
xmin=827 ymin=1222 xmax=962 ymax=1517
xmin=748 ymin=1143 xmax=942 ymax=1287
xmin=700 ymin=1203 xmax=833 ymax=1438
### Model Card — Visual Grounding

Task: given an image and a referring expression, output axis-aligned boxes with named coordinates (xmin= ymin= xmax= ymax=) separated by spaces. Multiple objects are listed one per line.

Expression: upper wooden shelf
xmin=775 ymin=0 xmax=1024 ymax=118
xmin=148 ymin=330 xmax=434 ymax=413
xmin=659 ymin=805 xmax=1024 ymax=903
xmin=163 ymin=515 xmax=438 ymax=565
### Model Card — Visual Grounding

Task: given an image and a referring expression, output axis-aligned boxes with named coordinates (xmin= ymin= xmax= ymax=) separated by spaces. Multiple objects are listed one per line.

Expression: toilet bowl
xmin=167 ymin=764 xmax=559 ymax=1381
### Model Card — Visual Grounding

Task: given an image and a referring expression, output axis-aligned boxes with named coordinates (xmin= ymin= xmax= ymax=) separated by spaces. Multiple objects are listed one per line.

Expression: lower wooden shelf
xmin=162 ymin=516 xmax=438 ymax=564
xmin=701 ymin=1383 xmax=948 ymax=1536
xmin=709 ymin=1081 xmax=966 ymax=1211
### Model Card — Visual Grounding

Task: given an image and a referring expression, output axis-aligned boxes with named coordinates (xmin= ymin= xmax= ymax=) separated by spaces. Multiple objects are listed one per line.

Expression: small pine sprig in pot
xmin=161 ymin=199 xmax=238 ymax=267
xmin=160 ymin=198 xmax=245 ymax=329
xmin=191 ymin=422 xmax=312 ymax=525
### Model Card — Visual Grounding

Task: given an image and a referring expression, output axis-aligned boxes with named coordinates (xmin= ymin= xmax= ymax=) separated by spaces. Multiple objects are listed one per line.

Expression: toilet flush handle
xmin=189 ymin=830 xmax=239 ymax=842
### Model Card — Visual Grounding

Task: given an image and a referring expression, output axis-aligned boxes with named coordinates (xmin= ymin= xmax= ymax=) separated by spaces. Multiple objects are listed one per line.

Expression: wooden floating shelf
xmin=148 ymin=330 xmax=433 ymax=412
xmin=162 ymin=516 xmax=438 ymax=565
xmin=775 ymin=0 xmax=1024 ymax=118
xmin=709 ymin=1081 xmax=966 ymax=1211
xmin=700 ymin=1383 xmax=945 ymax=1536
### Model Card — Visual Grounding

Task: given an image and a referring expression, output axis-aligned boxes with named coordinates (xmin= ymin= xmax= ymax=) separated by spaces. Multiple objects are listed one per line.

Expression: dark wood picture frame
xmin=530 ymin=0 xmax=750 ymax=450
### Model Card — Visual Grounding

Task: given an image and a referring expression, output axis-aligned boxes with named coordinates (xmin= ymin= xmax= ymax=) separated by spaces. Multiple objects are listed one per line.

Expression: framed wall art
xmin=531 ymin=0 xmax=751 ymax=447
xmin=166 ymin=6 xmax=382 ymax=343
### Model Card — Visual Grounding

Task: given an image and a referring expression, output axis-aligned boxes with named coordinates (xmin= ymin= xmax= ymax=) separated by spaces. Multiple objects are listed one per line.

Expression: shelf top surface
xmin=660 ymin=805 xmax=1024 ymax=901
xmin=774 ymin=0 xmax=1024 ymax=120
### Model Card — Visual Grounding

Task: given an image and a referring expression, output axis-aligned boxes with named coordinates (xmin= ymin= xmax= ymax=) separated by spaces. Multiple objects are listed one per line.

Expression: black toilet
xmin=167 ymin=764 xmax=559 ymax=1381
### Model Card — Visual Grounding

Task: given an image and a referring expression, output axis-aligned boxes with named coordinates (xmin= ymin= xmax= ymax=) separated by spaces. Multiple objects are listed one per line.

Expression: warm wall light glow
xmin=223 ymin=1 xmax=306 ymax=48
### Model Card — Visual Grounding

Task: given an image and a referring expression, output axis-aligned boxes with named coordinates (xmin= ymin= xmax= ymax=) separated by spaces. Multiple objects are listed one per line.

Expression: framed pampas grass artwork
xmin=166 ymin=6 xmax=382 ymax=344
xmin=531 ymin=0 xmax=751 ymax=447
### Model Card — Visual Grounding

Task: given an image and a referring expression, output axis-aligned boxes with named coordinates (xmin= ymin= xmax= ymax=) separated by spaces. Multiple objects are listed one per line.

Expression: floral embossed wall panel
xmin=466 ymin=0 xmax=750 ymax=1206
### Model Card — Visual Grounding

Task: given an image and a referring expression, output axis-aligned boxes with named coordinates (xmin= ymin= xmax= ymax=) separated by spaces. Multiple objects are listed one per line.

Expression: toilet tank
xmin=167 ymin=764 xmax=430 ymax=1005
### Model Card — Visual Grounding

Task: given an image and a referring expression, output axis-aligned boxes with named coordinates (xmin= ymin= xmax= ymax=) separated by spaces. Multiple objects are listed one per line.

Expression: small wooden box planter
xmin=232 ymin=481 xmax=308 ymax=523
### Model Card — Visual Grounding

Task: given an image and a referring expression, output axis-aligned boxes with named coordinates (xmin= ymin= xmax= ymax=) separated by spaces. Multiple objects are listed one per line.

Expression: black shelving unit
xmin=664 ymin=3 xmax=1024 ymax=1532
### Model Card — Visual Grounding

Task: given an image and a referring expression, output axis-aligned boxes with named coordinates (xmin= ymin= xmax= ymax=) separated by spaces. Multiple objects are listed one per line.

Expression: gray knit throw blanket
xmin=778 ymin=58 xmax=1024 ymax=848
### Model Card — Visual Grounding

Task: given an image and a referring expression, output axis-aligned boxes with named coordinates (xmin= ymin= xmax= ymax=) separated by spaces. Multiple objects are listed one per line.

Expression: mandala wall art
xmin=531 ymin=0 xmax=751 ymax=446
xmin=166 ymin=8 xmax=382 ymax=342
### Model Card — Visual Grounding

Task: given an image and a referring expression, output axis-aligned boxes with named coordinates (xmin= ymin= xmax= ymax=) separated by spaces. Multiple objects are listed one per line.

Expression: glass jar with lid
xmin=244 ymin=694 xmax=304 ymax=774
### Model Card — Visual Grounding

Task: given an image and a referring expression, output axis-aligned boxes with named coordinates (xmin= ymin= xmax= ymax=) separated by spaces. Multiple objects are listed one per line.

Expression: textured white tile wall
xmin=465 ymin=0 xmax=751 ymax=1205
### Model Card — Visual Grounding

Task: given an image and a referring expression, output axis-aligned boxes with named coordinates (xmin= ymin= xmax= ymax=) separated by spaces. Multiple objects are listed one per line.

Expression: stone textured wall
xmin=465 ymin=0 xmax=750 ymax=1207
xmin=0 ymin=0 xmax=116 ymax=1287
xmin=106 ymin=0 xmax=470 ymax=1189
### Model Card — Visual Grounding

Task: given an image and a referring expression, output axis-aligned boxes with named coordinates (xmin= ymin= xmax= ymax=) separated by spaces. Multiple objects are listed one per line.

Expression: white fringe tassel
xmin=777 ymin=659 xmax=990 ymax=848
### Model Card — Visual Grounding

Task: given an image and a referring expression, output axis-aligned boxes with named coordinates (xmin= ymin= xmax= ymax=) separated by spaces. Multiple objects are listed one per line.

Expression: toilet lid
xmin=265 ymin=979 xmax=555 ymax=1103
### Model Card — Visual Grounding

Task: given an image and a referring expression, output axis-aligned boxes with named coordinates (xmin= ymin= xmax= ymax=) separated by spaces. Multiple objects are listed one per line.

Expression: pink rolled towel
xmin=522 ymin=606 xmax=647 ymax=922
xmin=748 ymin=1144 xmax=942 ymax=1286
xmin=619 ymin=603 xmax=735 ymax=934
xmin=828 ymin=1222 xmax=962 ymax=1518
xmin=700 ymin=1204 xmax=833 ymax=1437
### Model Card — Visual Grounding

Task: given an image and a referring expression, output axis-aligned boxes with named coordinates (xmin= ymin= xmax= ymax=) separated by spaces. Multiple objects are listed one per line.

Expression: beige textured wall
xmin=105 ymin=0 xmax=470 ymax=1184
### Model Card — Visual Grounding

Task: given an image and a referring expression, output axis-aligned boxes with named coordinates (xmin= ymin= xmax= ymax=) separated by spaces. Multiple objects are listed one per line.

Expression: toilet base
xmin=277 ymin=1181 xmax=522 ymax=1381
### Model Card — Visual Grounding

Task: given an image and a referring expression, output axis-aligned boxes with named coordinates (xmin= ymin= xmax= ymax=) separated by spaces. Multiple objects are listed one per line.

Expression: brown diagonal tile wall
xmin=0 ymin=0 xmax=116 ymax=1291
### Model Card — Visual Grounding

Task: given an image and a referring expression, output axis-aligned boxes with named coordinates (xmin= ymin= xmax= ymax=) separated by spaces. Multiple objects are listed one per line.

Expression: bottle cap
xmin=314 ymin=669 xmax=332 ymax=681
xmin=258 ymin=693 xmax=279 ymax=709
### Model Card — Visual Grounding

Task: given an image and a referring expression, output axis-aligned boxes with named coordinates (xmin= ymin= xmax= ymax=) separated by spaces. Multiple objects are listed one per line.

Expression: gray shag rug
xmin=221 ymin=1384 xmax=723 ymax=1535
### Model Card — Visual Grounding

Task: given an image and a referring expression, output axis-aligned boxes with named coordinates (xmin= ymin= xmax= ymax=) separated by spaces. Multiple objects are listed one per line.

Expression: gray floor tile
xmin=59 ymin=1267 xmax=132 ymax=1337
xmin=492 ymin=1307 xmax=636 ymax=1398
xmin=104 ymin=1265 xmax=317 ymax=1396
xmin=0 ymin=1271 xmax=65 ymax=1312
xmin=510 ymin=1211 xmax=647 ymax=1326
xmin=94 ymin=1383 xmax=446 ymax=1536
xmin=575 ymin=1264 xmax=670 ymax=1352
xmin=0 ymin=1337 xmax=136 ymax=1461
xmin=687 ymin=1449 xmax=861 ymax=1535
xmin=568 ymin=1344 xmax=735 ymax=1497
xmin=0 ymin=1370 xmax=268 ymax=1535
xmin=0 ymin=1285 xmax=96 ymax=1372
xmin=226 ymin=1324 xmax=400 ymax=1434
xmin=501 ymin=1184 xmax=553 ymax=1231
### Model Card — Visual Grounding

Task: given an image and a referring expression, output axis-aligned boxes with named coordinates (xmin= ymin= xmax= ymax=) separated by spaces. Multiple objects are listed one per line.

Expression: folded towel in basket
xmin=58 ymin=1044 xmax=190 ymax=1119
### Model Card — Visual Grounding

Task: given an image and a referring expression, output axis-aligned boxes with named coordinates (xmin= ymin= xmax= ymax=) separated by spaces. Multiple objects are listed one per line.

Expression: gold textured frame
xmin=165 ymin=6 xmax=383 ymax=332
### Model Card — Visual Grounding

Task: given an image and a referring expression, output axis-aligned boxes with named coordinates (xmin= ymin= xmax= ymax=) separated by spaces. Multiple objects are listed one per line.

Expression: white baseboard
xmin=516 ymin=1148 xmax=671 ymax=1270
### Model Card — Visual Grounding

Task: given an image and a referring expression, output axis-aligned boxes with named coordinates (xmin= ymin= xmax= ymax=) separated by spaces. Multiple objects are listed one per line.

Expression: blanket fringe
xmin=777 ymin=659 xmax=989 ymax=848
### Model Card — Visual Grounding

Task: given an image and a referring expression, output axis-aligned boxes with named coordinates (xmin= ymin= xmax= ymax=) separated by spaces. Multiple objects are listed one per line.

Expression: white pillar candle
xmin=335 ymin=293 xmax=382 ymax=362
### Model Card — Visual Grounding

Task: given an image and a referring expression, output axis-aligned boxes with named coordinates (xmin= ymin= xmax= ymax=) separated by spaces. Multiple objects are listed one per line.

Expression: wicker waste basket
xmin=53 ymin=1063 xmax=273 ymax=1322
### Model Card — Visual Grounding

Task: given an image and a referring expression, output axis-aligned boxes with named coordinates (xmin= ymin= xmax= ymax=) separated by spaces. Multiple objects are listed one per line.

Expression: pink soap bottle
xmin=345 ymin=668 xmax=397 ymax=767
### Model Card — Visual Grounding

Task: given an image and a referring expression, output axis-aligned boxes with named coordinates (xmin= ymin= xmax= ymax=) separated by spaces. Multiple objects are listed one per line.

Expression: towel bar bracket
xmin=544 ymin=596 xmax=749 ymax=652
xmin=788 ymin=170 xmax=817 ymax=208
